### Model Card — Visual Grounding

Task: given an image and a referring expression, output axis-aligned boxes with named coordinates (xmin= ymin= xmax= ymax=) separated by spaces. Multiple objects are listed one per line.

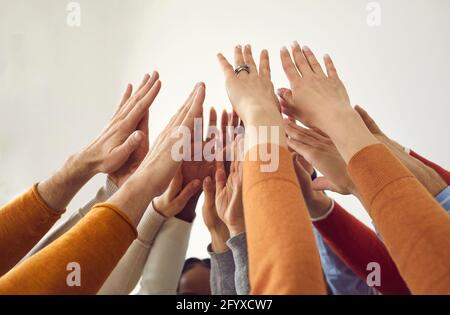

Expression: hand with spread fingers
xmin=217 ymin=45 xmax=283 ymax=131
xmin=107 ymin=82 xmax=206 ymax=226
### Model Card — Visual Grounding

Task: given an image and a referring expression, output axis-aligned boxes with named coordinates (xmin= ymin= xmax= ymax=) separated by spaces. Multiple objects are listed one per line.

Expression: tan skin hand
xmin=292 ymin=153 xmax=332 ymax=219
xmin=153 ymin=167 xmax=201 ymax=218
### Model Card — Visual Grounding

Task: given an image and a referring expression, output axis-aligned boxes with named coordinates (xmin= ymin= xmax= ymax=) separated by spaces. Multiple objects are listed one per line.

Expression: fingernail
xmin=134 ymin=132 xmax=142 ymax=141
xmin=236 ymin=44 xmax=242 ymax=49
xmin=302 ymin=45 xmax=311 ymax=52
xmin=292 ymin=41 xmax=300 ymax=48
xmin=281 ymin=46 xmax=288 ymax=52
xmin=245 ymin=44 xmax=251 ymax=49
xmin=324 ymin=53 xmax=331 ymax=59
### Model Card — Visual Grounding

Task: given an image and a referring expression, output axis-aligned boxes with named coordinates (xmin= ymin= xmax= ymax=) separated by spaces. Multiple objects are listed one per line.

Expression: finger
xmin=167 ymin=167 xmax=183 ymax=199
xmin=206 ymin=107 xmax=218 ymax=141
xmin=354 ymin=105 xmax=383 ymax=134
xmin=302 ymin=46 xmax=326 ymax=76
xmin=135 ymin=73 xmax=151 ymax=94
xmin=291 ymin=41 xmax=313 ymax=76
xmin=284 ymin=121 xmax=318 ymax=146
xmin=292 ymin=153 xmax=309 ymax=180
xmin=324 ymin=54 xmax=339 ymax=79
xmin=202 ymin=176 xmax=215 ymax=207
xmin=259 ymin=49 xmax=271 ymax=80
xmin=286 ymin=138 xmax=313 ymax=161
xmin=277 ymin=88 xmax=294 ymax=105
xmin=110 ymin=130 xmax=145 ymax=168
xmin=134 ymin=71 xmax=159 ymax=100
xmin=234 ymin=45 xmax=246 ymax=68
xmin=119 ymin=84 xmax=133 ymax=108
xmin=311 ymin=176 xmax=336 ymax=192
xmin=243 ymin=44 xmax=257 ymax=75
xmin=217 ymin=53 xmax=235 ymax=80
xmin=280 ymin=46 xmax=301 ymax=84
xmin=231 ymin=111 xmax=239 ymax=129
xmin=215 ymin=165 xmax=227 ymax=191
xmin=137 ymin=110 xmax=149 ymax=137
xmin=127 ymin=80 xmax=162 ymax=127
xmin=180 ymin=83 xmax=205 ymax=131
xmin=221 ymin=110 xmax=228 ymax=149
xmin=173 ymin=179 xmax=202 ymax=209
xmin=295 ymin=153 xmax=314 ymax=175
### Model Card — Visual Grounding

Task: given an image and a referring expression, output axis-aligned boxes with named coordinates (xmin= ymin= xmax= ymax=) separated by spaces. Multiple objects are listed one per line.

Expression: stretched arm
xmin=280 ymin=43 xmax=450 ymax=294
xmin=0 ymin=79 xmax=205 ymax=294
xmin=218 ymin=45 xmax=326 ymax=294
xmin=98 ymin=168 xmax=200 ymax=295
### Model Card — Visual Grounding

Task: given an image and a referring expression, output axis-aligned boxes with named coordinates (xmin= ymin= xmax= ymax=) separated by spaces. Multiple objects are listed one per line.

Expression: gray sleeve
xmin=227 ymin=233 xmax=250 ymax=295
xmin=208 ymin=244 xmax=237 ymax=295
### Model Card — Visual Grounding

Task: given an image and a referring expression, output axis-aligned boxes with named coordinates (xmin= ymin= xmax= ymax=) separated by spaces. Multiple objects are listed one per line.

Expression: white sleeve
xmin=97 ymin=203 xmax=166 ymax=295
xmin=137 ymin=217 xmax=193 ymax=295
xmin=23 ymin=178 xmax=118 ymax=260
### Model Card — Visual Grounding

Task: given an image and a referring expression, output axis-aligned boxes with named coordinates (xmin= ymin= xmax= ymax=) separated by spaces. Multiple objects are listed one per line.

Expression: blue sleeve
xmin=314 ymin=229 xmax=375 ymax=295
xmin=435 ymin=186 xmax=450 ymax=213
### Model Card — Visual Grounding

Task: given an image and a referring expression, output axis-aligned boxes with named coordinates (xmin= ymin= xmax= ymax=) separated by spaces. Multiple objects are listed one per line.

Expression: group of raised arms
xmin=0 ymin=42 xmax=449 ymax=295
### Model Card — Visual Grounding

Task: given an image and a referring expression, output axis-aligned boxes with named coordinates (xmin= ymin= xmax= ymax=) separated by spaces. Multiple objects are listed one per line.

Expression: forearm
xmin=243 ymin=145 xmax=326 ymax=294
xmin=0 ymin=204 xmax=137 ymax=294
xmin=348 ymin=144 xmax=450 ymax=294
xmin=313 ymin=201 xmax=410 ymax=295
xmin=0 ymin=185 xmax=63 ymax=276
xmin=409 ymin=150 xmax=450 ymax=185
xmin=98 ymin=204 xmax=165 ymax=295
xmin=138 ymin=217 xmax=192 ymax=294
xmin=227 ymin=233 xmax=250 ymax=295
xmin=37 ymin=152 xmax=95 ymax=211
xmin=25 ymin=179 xmax=118 ymax=259
xmin=208 ymin=245 xmax=237 ymax=295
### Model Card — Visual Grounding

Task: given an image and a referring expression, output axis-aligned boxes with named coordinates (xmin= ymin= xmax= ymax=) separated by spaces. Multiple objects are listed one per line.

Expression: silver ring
xmin=234 ymin=65 xmax=250 ymax=76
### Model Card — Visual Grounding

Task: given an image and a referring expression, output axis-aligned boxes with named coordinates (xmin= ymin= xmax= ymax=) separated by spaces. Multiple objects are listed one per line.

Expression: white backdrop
xmin=0 ymin=0 xmax=449 ymax=258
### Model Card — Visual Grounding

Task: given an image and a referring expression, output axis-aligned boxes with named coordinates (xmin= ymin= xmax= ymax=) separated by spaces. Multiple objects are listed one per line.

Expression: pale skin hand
xmin=37 ymin=72 xmax=161 ymax=211
xmin=152 ymin=167 xmax=201 ymax=218
xmin=355 ymin=105 xmax=447 ymax=196
xmin=292 ymin=153 xmax=332 ymax=219
xmin=283 ymin=117 xmax=356 ymax=196
xmin=107 ymin=83 xmax=205 ymax=227
xmin=215 ymin=138 xmax=245 ymax=237
xmin=280 ymin=42 xmax=379 ymax=162
xmin=202 ymin=176 xmax=230 ymax=253
xmin=217 ymin=45 xmax=286 ymax=150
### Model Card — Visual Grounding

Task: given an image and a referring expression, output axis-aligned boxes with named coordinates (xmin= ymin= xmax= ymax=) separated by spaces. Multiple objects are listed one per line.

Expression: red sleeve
xmin=313 ymin=202 xmax=411 ymax=295
xmin=410 ymin=150 xmax=450 ymax=185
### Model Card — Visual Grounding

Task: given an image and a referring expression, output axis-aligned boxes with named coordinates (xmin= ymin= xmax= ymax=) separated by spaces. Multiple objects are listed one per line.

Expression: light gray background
xmin=0 ymin=0 xmax=449 ymax=258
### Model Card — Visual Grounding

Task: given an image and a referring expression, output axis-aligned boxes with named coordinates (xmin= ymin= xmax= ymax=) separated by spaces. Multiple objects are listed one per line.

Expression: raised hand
xmin=37 ymin=72 xmax=161 ymax=211
xmin=214 ymin=138 xmax=245 ymax=237
xmin=279 ymin=42 xmax=378 ymax=162
xmin=292 ymin=153 xmax=333 ymax=219
xmin=202 ymin=175 xmax=230 ymax=252
xmin=107 ymin=82 xmax=205 ymax=226
xmin=217 ymin=45 xmax=285 ymax=145
xmin=153 ymin=167 xmax=201 ymax=218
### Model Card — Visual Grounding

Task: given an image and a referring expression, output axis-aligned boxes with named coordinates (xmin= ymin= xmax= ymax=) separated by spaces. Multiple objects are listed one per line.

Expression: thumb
xmin=172 ymin=179 xmax=202 ymax=211
xmin=354 ymin=105 xmax=383 ymax=135
xmin=110 ymin=130 xmax=144 ymax=165
xmin=277 ymin=88 xmax=294 ymax=105
xmin=311 ymin=176 xmax=337 ymax=192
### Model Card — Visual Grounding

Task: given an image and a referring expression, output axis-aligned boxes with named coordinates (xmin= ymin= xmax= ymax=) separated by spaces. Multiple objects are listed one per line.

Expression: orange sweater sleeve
xmin=0 ymin=184 xmax=63 ymax=276
xmin=0 ymin=203 xmax=137 ymax=294
xmin=348 ymin=144 xmax=450 ymax=294
xmin=243 ymin=145 xmax=326 ymax=295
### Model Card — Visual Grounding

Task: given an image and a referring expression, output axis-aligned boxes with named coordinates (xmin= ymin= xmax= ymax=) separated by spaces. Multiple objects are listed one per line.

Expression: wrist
xmin=210 ymin=226 xmax=230 ymax=252
xmin=307 ymin=194 xmax=333 ymax=219
xmin=227 ymin=223 xmax=245 ymax=238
